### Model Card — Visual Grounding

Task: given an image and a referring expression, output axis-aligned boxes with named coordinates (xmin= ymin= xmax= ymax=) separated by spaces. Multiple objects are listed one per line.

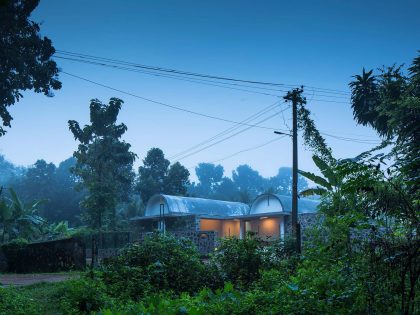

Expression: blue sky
xmin=1 ymin=0 xmax=419 ymax=181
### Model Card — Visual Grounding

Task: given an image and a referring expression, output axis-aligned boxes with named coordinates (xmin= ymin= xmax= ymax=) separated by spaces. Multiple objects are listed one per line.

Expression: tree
xmin=69 ymin=98 xmax=136 ymax=229
xmin=137 ymin=148 xmax=190 ymax=203
xmin=20 ymin=159 xmax=56 ymax=201
xmin=0 ymin=0 xmax=61 ymax=136
xmin=349 ymin=54 xmax=420 ymax=189
xmin=191 ymin=163 xmax=224 ymax=198
xmin=165 ymin=162 xmax=190 ymax=196
xmin=0 ymin=154 xmax=24 ymax=187
xmin=214 ymin=177 xmax=239 ymax=201
xmin=9 ymin=158 xmax=84 ymax=225
xmin=268 ymin=167 xmax=309 ymax=195
xmin=232 ymin=164 xmax=264 ymax=200
xmin=137 ymin=148 xmax=169 ymax=203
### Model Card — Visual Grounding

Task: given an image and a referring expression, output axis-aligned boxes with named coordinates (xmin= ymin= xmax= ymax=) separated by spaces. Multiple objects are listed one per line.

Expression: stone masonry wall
xmin=285 ymin=213 xmax=318 ymax=244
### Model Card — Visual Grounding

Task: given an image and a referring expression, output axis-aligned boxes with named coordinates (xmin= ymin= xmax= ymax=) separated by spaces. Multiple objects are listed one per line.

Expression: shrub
xmin=209 ymin=234 xmax=264 ymax=287
xmin=58 ymin=278 xmax=111 ymax=314
xmin=101 ymin=233 xmax=206 ymax=299
xmin=0 ymin=287 xmax=38 ymax=315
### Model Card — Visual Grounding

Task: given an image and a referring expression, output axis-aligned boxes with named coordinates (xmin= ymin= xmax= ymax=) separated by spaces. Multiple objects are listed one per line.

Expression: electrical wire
xmin=55 ymin=56 xmax=284 ymax=97
xmin=55 ymin=50 xmax=351 ymax=96
xmin=173 ymin=110 xmax=287 ymax=162
xmin=207 ymin=136 xmax=286 ymax=165
xmin=62 ymin=71 xmax=381 ymax=145
xmin=61 ymin=71 xmax=280 ymax=130
xmin=169 ymin=101 xmax=289 ymax=160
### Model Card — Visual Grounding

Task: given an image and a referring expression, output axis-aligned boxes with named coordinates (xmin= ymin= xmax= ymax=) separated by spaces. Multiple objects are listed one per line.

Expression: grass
xmin=16 ymin=281 xmax=66 ymax=314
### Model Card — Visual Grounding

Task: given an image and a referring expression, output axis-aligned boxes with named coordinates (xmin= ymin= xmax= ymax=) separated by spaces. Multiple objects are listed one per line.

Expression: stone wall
xmin=0 ymin=248 xmax=7 ymax=272
xmin=1 ymin=238 xmax=85 ymax=273
xmin=284 ymin=213 xmax=319 ymax=243
xmin=130 ymin=215 xmax=199 ymax=234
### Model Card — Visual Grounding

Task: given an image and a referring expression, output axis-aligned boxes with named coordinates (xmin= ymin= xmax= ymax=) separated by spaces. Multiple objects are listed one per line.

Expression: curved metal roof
xmin=250 ymin=193 xmax=319 ymax=215
xmin=145 ymin=194 xmax=250 ymax=217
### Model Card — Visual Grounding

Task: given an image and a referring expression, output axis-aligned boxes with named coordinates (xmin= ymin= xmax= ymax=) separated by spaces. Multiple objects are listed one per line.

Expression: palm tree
xmin=349 ymin=68 xmax=381 ymax=131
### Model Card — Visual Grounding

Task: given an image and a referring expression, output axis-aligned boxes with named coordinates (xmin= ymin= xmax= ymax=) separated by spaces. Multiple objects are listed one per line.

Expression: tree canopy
xmin=349 ymin=54 xmax=420 ymax=189
xmin=136 ymin=148 xmax=190 ymax=203
xmin=0 ymin=0 xmax=61 ymax=136
xmin=69 ymin=98 xmax=136 ymax=229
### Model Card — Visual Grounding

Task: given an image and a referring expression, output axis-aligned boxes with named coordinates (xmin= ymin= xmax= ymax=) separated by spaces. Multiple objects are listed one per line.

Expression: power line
xmin=187 ymin=136 xmax=287 ymax=170
xmin=55 ymin=49 xmax=351 ymax=96
xmin=62 ymin=71 xmax=381 ymax=145
xmin=173 ymin=110 xmax=287 ymax=162
xmin=169 ymin=101 xmax=289 ymax=160
xmin=56 ymin=55 xmax=351 ymax=101
xmin=61 ymin=71 xmax=280 ymax=130
xmin=55 ymin=56 xmax=284 ymax=97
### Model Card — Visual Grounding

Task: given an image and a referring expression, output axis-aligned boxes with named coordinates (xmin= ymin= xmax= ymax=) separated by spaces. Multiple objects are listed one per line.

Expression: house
xmin=130 ymin=193 xmax=319 ymax=254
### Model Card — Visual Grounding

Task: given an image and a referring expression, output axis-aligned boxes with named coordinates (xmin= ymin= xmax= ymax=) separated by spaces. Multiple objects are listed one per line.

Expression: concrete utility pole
xmin=283 ymin=87 xmax=305 ymax=253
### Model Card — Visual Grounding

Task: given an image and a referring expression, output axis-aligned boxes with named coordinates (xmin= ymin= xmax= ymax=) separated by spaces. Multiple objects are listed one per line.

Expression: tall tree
xmin=268 ymin=167 xmax=309 ymax=195
xmin=0 ymin=0 xmax=61 ymax=136
xmin=69 ymin=98 xmax=136 ymax=229
xmin=214 ymin=177 xmax=239 ymax=201
xmin=165 ymin=162 xmax=190 ymax=196
xmin=137 ymin=148 xmax=190 ymax=203
xmin=191 ymin=163 xmax=224 ymax=198
xmin=5 ymin=157 xmax=84 ymax=225
xmin=349 ymin=55 xmax=420 ymax=189
xmin=137 ymin=148 xmax=169 ymax=203
xmin=20 ymin=159 xmax=56 ymax=201
xmin=232 ymin=164 xmax=264 ymax=199
xmin=0 ymin=154 xmax=24 ymax=187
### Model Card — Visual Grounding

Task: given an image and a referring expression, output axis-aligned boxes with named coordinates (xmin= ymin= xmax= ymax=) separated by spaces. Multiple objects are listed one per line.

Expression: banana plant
xmin=298 ymin=155 xmax=340 ymax=197
xmin=0 ymin=188 xmax=47 ymax=242
xmin=46 ymin=221 xmax=73 ymax=239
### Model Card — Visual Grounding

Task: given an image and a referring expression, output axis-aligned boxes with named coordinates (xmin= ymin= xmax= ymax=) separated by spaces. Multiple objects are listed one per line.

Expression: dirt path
xmin=0 ymin=273 xmax=78 ymax=287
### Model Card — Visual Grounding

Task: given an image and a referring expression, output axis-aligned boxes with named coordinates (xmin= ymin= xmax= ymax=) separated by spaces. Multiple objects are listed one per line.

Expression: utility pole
xmin=282 ymin=87 xmax=305 ymax=253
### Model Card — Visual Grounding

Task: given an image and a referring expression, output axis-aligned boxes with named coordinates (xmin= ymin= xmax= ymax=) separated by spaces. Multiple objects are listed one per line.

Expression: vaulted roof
xmin=250 ymin=193 xmax=319 ymax=215
xmin=144 ymin=194 xmax=250 ymax=217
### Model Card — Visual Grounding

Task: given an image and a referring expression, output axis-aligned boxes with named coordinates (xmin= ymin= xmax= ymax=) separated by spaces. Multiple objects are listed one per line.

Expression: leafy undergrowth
xmin=16 ymin=282 xmax=68 ymax=314
xmin=0 ymin=226 xmax=418 ymax=315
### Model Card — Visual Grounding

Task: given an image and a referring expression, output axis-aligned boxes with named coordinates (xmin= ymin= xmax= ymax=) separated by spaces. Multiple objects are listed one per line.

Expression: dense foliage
xmin=100 ymin=233 xmax=207 ymax=300
xmin=189 ymin=163 xmax=308 ymax=203
xmin=136 ymin=148 xmax=190 ymax=204
xmin=349 ymin=56 xmax=420 ymax=190
xmin=0 ymin=34 xmax=418 ymax=314
xmin=69 ymin=98 xmax=137 ymax=229
xmin=0 ymin=287 xmax=38 ymax=315
xmin=0 ymin=156 xmax=84 ymax=225
xmin=0 ymin=0 xmax=61 ymax=136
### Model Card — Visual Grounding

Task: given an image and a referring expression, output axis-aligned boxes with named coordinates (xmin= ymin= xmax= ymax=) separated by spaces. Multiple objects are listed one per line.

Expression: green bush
xmin=58 ymin=278 xmax=111 ymax=314
xmin=101 ymin=233 xmax=206 ymax=299
xmin=210 ymin=234 xmax=263 ymax=287
xmin=0 ymin=238 xmax=28 ymax=272
xmin=0 ymin=287 xmax=38 ymax=315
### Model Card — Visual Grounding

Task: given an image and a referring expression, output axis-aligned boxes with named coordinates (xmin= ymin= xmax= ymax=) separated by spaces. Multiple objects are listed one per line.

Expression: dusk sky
xmin=1 ymin=0 xmax=419 ymax=181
